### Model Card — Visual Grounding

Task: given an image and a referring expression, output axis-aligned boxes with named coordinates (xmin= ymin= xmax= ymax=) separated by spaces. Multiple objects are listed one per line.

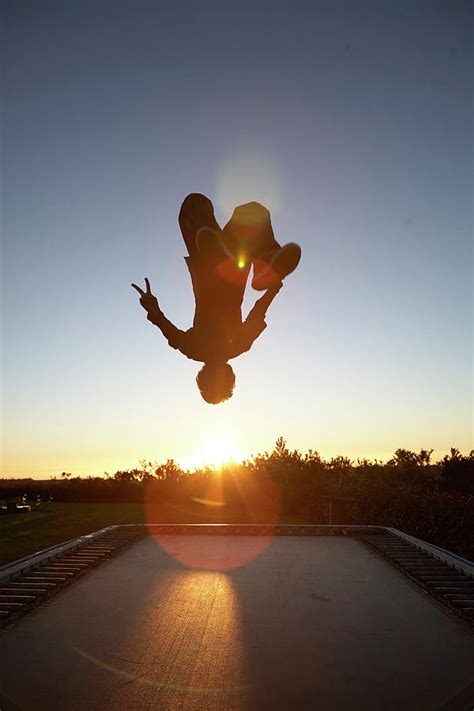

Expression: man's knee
xmin=231 ymin=202 xmax=271 ymax=226
xmin=179 ymin=193 xmax=215 ymax=225
xmin=223 ymin=201 xmax=279 ymax=256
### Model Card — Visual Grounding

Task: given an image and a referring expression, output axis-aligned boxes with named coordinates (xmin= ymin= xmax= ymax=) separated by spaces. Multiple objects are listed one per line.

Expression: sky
xmin=1 ymin=0 xmax=472 ymax=477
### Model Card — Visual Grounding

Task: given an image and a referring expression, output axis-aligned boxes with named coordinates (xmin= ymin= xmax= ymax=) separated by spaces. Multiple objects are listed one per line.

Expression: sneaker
xmin=196 ymin=227 xmax=233 ymax=265
xmin=251 ymin=242 xmax=301 ymax=290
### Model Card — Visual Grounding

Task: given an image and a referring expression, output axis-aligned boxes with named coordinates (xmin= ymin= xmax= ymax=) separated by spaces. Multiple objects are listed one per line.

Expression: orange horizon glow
xmin=2 ymin=438 xmax=473 ymax=480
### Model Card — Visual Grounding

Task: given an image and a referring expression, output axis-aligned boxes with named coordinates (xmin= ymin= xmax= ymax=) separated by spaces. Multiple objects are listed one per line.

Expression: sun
xmin=204 ymin=436 xmax=240 ymax=468
xmin=179 ymin=434 xmax=245 ymax=471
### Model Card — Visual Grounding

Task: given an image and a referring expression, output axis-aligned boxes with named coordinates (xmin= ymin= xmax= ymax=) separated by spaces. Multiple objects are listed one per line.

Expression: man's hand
xmin=131 ymin=277 xmax=159 ymax=313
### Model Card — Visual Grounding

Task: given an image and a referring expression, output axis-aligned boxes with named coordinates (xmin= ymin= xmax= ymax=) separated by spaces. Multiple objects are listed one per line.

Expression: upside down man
xmin=132 ymin=194 xmax=301 ymax=404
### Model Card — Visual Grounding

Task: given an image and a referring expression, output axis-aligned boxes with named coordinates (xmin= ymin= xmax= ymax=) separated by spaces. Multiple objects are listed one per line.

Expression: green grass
xmin=0 ymin=503 xmax=146 ymax=566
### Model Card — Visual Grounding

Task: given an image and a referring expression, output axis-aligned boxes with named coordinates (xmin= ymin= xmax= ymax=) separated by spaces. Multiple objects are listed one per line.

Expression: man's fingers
xmin=145 ymin=277 xmax=151 ymax=294
xmin=131 ymin=283 xmax=145 ymax=296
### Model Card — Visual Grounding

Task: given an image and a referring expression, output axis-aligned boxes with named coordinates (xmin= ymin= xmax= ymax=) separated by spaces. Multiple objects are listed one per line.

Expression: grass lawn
xmin=0 ymin=503 xmax=146 ymax=566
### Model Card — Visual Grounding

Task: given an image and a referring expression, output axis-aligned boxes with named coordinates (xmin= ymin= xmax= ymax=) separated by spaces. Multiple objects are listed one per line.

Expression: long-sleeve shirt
xmin=146 ymin=255 xmax=274 ymax=363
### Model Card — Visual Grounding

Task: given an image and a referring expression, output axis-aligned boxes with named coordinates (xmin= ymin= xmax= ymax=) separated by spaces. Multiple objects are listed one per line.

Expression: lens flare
xmin=214 ymin=257 xmax=250 ymax=286
xmin=215 ymin=151 xmax=282 ymax=217
xmin=145 ymin=469 xmax=281 ymax=570
xmin=191 ymin=496 xmax=226 ymax=507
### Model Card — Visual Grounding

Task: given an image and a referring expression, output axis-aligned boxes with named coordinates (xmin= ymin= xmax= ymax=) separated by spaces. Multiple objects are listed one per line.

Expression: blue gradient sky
xmin=2 ymin=1 xmax=472 ymax=477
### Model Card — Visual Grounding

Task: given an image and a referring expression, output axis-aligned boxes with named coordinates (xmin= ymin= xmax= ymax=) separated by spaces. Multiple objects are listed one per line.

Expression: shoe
xmin=196 ymin=227 xmax=233 ymax=265
xmin=251 ymin=242 xmax=301 ymax=290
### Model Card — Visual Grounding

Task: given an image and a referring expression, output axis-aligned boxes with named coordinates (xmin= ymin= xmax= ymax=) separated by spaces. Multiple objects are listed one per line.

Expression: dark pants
xmin=179 ymin=193 xmax=281 ymax=263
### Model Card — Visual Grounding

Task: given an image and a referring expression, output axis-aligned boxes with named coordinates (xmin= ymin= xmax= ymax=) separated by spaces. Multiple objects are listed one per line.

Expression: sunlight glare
xmin=179 ymin=433 xmax=245 ymax=471
xmin=215 ymin=151 xmax=282 ymax=217
xmin=72 ymin=571 xmax=251 ymax=694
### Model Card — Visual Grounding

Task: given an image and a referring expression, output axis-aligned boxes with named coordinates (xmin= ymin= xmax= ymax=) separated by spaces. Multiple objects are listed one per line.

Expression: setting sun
xmin=205 ymin=436 xmax=239 ymax=467
xmin=179 ymin=433 xmax=246 ymax=471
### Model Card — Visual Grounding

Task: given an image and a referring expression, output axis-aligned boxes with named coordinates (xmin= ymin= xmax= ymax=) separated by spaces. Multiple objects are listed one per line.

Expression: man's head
xmin=196 ymin=363 xmax=236 ymax=404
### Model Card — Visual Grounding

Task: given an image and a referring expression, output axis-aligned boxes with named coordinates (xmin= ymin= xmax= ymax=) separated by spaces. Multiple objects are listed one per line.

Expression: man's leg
xmin=178 ymin=193 xmax=221 ymax=258
xmin=178 ymin=193 xmax=237 ymax=269
xmin=222 ymin=202 xmax=280 ymax=262
xmin=222 ymin=202 xmax=301 ymax=290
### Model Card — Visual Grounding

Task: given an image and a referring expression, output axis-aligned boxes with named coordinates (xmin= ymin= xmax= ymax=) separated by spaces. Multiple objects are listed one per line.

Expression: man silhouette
xmin=132 ymin=193 xmax=301 ymax=403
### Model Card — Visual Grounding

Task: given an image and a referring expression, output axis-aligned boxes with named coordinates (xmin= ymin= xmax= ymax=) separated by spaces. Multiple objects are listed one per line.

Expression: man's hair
xmin=196 ymin=363 xmax=236 ymax=404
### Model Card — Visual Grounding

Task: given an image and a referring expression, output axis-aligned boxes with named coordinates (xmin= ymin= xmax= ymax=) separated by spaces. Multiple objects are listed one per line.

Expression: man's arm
xmin=232 ymin=282 xmax=283 ymax=357
xmin=131 ymin=278 xmax=188 ymax=352
xmin=245 ymin=282 xmax=283 ymax=324
xmin=145 ymin=307 xmax=186 ymax=347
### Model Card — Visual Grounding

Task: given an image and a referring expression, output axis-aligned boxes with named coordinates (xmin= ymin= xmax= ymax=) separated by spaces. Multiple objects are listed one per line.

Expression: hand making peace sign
xmin=131 ymin=277 xmax=159 ymax=313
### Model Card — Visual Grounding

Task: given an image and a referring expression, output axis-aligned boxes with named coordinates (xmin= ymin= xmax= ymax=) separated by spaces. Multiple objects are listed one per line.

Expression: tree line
xmin=1 ymin=439 xmax=472 ymax=560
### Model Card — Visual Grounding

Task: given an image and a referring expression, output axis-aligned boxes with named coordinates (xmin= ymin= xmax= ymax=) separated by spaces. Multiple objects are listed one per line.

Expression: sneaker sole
xmin=252 ymin=243 xmax=301 ymax=290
